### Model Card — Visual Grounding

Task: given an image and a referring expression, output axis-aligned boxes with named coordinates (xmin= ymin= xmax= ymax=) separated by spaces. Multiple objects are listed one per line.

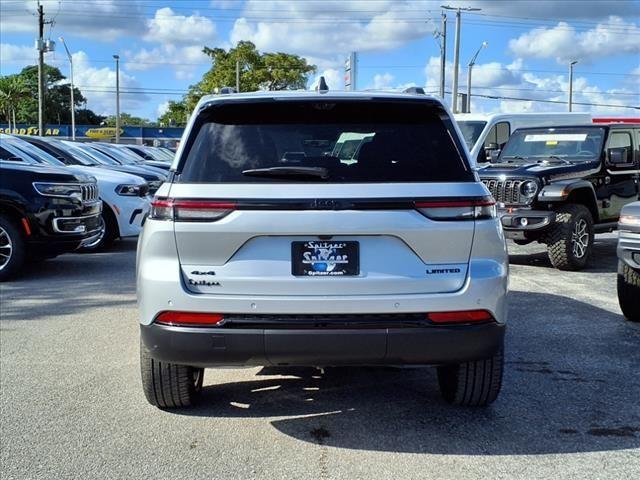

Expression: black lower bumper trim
xmin=500 ymin=209 xmax=556 ymax=231
xmin=140 ymin=321 xmax=505 ymax=368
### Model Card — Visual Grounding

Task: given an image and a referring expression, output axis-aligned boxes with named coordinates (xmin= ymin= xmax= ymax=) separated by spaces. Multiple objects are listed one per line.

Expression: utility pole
xmin=442 ymin=5 xmax=481 ymax=113
xmin=466 ymin=41 xmax=488 ymax=113
xmin=59 ymin=37 xmax=75 ymax=140
xmin=37 ymin=2 xmax=45 ymax=136
xmin=113 ymin=55 xmax=120 ymax=143
xmin=438 ymin=12 xmax=447 ymax=99
xmin=569 ymin=60 xmax=578 ymax=112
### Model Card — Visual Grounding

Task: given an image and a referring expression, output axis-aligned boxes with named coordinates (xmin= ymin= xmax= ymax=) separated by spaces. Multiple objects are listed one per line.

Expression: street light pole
xmin=113 ymin=55 xmax=120 ymax=143
xmin=37 ymin=2 xmax=45 ymax=136
xmin=59 ymin=37 xmax=75 ymax=140
xmin=441 ymin=5 xmax=481 ymax=113
xmin=466 ymin=41 xmax=488 ymax=113
xmin=569 ymin=60 xmax=578 ymax=112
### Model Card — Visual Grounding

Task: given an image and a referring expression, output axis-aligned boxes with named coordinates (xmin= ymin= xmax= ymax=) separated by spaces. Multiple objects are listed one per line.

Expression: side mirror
xmin=6 ymin=156 xmax=23 ymax=162
xmin=608 ymin=147 xmax=628 ymax=165
xmin=489 ymin=150 xmax=501 ymax=162
xmin=486 ymin=142 xmax=500 ymax=151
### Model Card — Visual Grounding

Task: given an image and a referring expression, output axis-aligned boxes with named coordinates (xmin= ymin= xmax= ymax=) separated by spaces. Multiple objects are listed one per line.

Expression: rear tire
xmin=545 ymin=204 xmax=594 ymax=271
xmin=437 ymin=348 xmax=503 ymax=406
xmin=0 ymin=215 xmax=25 ymax=282
xmin=140 ymin=338 xmax=204 ymax=408
xmin=618 ymin=262 xmax=640 ymax=322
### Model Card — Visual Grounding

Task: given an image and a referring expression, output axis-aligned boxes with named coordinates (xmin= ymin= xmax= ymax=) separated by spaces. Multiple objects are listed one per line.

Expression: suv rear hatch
xmin=159 ymin=97 xmax=489 ymax=296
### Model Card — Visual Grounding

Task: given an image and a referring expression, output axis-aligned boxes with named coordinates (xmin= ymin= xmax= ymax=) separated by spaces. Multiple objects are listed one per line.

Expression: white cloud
xmin=144 ymin=7 xmax=216 ymax=45
xmin=0 ymin=43 xmax=44 ymax=68
xmin=125 ymin=8 xmax=217 ymax=80
xmin=0 ymin=0 xmax=146 ymax=41
xmin=157 ymin=101 xmax=169 ymax=117
xmin=509 ymin=16 xmax=640 ymax=63
xmin=370 ymin=72 xmax=395 ymax=90
xmin=230 ymin=1 xmax=434 ymax=66
xmin=72 ymin=51 xmax=149 ymax=115
xmin=423 ymin=56 xmax=639 ymax=115
xmin=310 ymin=69 xmax=342 ymax=91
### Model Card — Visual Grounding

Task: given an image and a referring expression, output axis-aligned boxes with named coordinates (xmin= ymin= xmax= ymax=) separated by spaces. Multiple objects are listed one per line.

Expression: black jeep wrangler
xmin=479 ymin=124 xmax=640 ymax=270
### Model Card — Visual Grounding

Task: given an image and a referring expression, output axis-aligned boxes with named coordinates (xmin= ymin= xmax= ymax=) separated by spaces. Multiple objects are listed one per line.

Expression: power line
xmin=2 ymin=8 xmax=638 ymax=34
xmin=4 ymin=57 xmax=639 ymax=79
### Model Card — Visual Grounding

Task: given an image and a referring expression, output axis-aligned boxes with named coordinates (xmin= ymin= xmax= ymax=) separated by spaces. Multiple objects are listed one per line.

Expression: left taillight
xmin=415 ymin=197 xmax=496 ymax=220
xmin=149 ymin=197 xmax=236 ymax=222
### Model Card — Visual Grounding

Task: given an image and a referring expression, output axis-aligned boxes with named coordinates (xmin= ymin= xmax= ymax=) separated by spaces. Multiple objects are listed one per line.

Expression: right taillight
xmin=149 ymin=197 xmax=236 ymax=222
xmin=415 ymin=197 xmax=496 ymax=220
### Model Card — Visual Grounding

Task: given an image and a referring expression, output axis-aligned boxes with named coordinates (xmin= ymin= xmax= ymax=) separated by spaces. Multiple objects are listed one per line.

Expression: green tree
xmin=75 ymin=108 xmax=104 ymax=125
xmin=158 ymin=100 xmax=189 ymax=127
xmin=184 ymin=41 xmax=316 ymax=112
xmin=0 ymin=75 xmax=29 ymax=130
xmin=105 ymin=112 xmax=155 ymax=127
xmin=0 ymin=64 xmax=102 ymax=126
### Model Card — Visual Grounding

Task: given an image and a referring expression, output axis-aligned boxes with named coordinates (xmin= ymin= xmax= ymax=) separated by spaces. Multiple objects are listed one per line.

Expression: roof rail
xmin=403 ymin=87 xmax=425 ymax=95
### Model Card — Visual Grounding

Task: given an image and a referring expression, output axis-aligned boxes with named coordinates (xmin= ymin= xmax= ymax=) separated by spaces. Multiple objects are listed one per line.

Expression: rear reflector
xmin=155 ymin=311 xmax=225 ymax=326
xmin=427 ymin=310 xmax=494 ymax=324
xmin=150 ymin=198 xmax=236 ymax=222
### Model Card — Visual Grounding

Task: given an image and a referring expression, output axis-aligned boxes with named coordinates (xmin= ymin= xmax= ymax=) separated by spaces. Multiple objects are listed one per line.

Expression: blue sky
xmin=1 ymin=0 xmax=638 ymax=121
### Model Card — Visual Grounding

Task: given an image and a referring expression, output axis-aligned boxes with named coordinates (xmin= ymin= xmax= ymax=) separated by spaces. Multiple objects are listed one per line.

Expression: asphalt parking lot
xmin=1 ymin=234 xmax=639 ymax=480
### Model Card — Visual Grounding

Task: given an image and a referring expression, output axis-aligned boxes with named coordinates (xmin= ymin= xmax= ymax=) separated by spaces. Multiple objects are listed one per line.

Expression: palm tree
xmin=0 ymin=76 xmax=29 ymax=132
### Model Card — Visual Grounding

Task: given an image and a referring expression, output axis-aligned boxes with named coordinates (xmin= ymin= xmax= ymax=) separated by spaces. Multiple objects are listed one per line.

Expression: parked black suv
xmin=479 ymin=124 xmax=640 ymax=270
xmin=0 ymin=161 xmax=103 ymax=281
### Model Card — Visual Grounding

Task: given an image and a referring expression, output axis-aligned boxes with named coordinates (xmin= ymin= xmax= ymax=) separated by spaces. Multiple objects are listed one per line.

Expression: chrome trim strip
xmin=52 ymin=213 xmax=101 ymax=234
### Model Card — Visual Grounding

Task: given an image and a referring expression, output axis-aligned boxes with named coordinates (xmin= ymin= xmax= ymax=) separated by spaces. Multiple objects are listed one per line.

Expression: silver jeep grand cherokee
xmin=137 ymin=90 xmax=508 ymax=409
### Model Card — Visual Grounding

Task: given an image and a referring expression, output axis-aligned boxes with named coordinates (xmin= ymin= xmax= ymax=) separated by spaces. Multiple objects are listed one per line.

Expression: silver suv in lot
xmin=137 ymin=91 xmax=508 ymax=409
xmin=617 ymin=201 xmax=640 ymax=321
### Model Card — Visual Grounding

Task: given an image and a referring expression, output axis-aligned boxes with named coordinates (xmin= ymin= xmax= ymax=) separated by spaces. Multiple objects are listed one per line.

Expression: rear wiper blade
xmin=242 ymin=166 xmax=329 ymax=179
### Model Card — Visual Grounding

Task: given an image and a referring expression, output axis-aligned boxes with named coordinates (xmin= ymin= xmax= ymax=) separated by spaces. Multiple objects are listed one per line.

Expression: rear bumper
xmin=141 ymin=321 xmax=505 ymax=368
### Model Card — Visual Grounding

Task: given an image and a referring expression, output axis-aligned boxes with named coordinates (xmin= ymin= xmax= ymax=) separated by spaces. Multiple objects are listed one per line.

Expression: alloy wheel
xmin=0 ymin=226 xmax=13 ymax=271
xmin=571 ymin=218 xmax=589 ymax=259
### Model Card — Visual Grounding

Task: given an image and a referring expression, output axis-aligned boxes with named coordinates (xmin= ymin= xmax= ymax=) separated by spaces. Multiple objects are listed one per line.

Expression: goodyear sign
xmin=0 ymin=124 xmax=184 ymax=140
xmin=0 ymin=126 xmax=61 ymax=136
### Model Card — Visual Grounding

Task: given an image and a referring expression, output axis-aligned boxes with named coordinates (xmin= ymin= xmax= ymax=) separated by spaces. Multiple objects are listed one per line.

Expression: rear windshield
xmin=178 ymin=101 xmax=472 ymax=183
